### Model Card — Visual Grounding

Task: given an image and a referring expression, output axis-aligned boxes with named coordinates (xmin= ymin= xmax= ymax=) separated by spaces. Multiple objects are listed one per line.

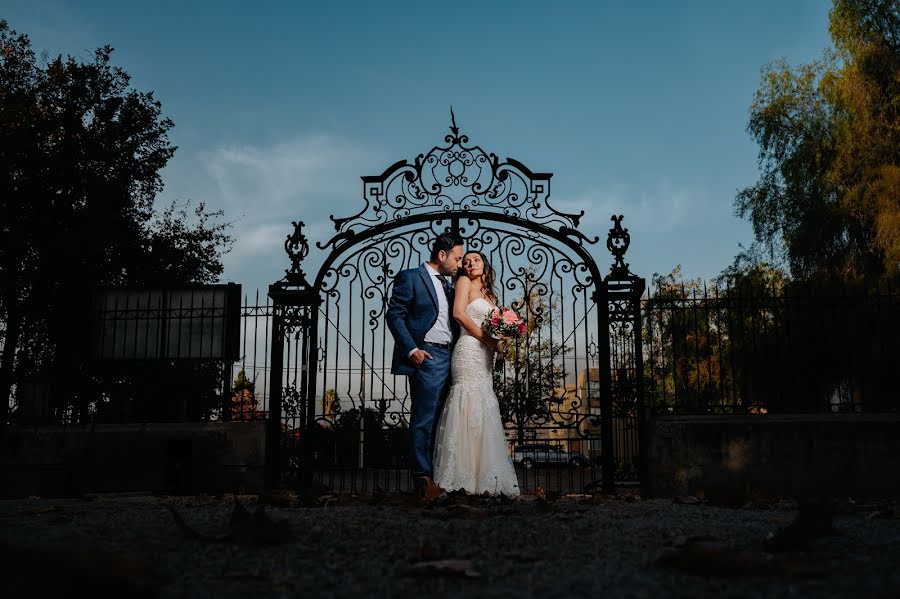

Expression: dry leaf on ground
xmin=0 ymin=540 xmax=158 ymax=598
xmin=409 ymin=559 xmax=481 ymax=578
xmin=168 ymin=498 xmax=293 ymax=544
xmin=22 ymin=504 xmax=62 ymax=515
xmin=259 ymin=491 xmax=296 ymax=507
xmin=656 ymin=543 xmax=827 ymax=577
xmin=763 ymin=502 xmax=838 ymax=552
xmin=424 ymin=504 xmax=490 ymax=520
xmin=673 ymin=495 xmax=703 ymax=505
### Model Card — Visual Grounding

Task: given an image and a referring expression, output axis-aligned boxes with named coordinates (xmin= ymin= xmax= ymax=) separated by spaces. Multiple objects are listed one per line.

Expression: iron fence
xmin=6 ymin=280 xmax=898 ymax=493
xmin=8 ymin=282 xmax=898 ymax=424
xmin=644 ymin=279 xmax=900 ymax=415
xmin=7 ymin=285 xmax=272 ymax=425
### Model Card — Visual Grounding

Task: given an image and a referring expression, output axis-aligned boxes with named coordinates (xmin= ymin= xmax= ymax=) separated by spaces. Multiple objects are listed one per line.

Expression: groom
xmin=386 ymin=232 xmax=464 ymax=493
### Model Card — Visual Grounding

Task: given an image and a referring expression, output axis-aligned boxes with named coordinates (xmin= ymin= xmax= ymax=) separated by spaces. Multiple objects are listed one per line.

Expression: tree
xmin=647 ymin=257 xmax=896 ymax=414
xmin=717 ymin=251 xmax=896 ymax=414
xmin=644 ymin=267 xmax=725 ymax=414
xmin=330 ymin=406 xmax=403 ymax=467
xmin=0 ymin=21 xmax=231 ymax=421
xmin=229 ymin=369 xmax=260 ymax=421
xmin=493 ymin=273 xmax=571 ymax=442
xmin=322 ymin=388 xmax=340 ymax=418
xmin=736 ymin=0 xmax=900 ymax=283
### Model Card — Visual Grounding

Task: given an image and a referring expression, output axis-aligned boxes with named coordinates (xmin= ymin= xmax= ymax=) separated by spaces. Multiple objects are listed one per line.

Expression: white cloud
xmin=553 ymin=178 xmax=701 ymax=235
xmin=163 ymin=136 xmax=722 ymax=292
xmin=204 ymin=134 xmax=378 ymax=214
xmin=162 ymin=133 xmax=387 ymax=292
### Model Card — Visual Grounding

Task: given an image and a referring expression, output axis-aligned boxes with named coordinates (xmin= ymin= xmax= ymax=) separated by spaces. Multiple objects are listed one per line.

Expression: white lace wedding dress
xmin=433 ymin=298 xmax=520 ymax=496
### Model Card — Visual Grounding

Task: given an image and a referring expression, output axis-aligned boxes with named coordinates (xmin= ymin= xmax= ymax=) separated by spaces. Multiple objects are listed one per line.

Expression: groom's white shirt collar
xmin=408 ymin=262 xmax=453 ymax=356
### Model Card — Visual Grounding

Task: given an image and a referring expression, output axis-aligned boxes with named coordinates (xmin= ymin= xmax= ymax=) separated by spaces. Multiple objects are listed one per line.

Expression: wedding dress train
xmin=433 ymin=298 xmax=520 ymax=496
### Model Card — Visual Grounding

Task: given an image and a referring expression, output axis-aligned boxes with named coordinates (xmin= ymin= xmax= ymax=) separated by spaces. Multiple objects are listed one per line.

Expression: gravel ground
xmin=1 ymin=491 xmax=899 ymax=598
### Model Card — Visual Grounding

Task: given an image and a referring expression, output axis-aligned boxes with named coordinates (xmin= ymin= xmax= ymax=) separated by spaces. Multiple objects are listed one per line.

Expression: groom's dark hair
xmin=430 ymin=232 xmax=464 ymax=261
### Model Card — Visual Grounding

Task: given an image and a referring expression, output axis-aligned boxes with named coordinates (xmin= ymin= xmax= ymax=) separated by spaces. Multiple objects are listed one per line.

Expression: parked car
xmin=512 ymin=443 xmax=590 ymax=469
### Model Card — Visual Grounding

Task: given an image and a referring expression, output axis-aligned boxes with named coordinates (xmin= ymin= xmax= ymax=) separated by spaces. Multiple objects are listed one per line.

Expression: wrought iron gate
xmin=266 ymin=119 xmax=645 ymax=492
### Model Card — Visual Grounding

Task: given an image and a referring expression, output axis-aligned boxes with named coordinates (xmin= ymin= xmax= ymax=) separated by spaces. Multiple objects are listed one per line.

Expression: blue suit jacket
xmin=386 ymin=264 xmax=459 ymax=376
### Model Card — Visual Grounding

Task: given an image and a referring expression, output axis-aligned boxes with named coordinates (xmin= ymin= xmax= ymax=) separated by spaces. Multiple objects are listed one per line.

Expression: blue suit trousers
xmin=407 ymin=344 xmax=452 ymax=481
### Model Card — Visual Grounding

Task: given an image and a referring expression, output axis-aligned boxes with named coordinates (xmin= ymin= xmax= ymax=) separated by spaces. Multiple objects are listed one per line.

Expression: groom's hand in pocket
xmin=410 ymin=349 xmax=433 ymax=367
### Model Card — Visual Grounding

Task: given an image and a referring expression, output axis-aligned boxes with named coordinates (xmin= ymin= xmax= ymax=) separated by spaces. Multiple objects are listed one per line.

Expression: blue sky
xmin=6 ymin=1 xmax=833 ymax=295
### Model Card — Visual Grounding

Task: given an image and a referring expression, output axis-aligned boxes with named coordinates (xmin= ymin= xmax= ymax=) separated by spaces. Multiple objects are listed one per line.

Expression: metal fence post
xmin=597 ymin=283 xmax=615 ymax=493
xmin=264 ymin=305 xmax=285 ymax=489
xmin=265 ymin=221 xmax=319 ymax=490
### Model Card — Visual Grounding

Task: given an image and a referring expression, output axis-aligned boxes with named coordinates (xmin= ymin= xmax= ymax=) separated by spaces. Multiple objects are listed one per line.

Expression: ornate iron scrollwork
xmin=269 ymin=115 xmax=647 ymax=488
xmin=281 ymin=304 xmax=313 ymax=337
xmin=607 ymin=215 xmax=633 ymax=281
xmin=317 ymin=110 xmax=596 ymax=254
xmin=283 ymin=221 xmax=312 ymax=288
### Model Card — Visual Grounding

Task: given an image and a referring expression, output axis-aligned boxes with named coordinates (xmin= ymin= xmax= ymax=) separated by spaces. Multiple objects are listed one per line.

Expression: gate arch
xmin=266 ymin=118 xmax=645 ymax=493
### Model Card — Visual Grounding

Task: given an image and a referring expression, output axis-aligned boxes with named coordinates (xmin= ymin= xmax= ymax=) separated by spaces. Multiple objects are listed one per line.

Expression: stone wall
xmin=0 ymin=422 xmax=266 ymax=498
xmin=645 ymin=415 xmax=900 ymax=501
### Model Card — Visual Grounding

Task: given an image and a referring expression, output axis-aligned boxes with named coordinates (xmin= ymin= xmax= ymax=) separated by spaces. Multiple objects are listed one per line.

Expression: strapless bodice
xmin=462 ymin=297 xmax=495 ymax=332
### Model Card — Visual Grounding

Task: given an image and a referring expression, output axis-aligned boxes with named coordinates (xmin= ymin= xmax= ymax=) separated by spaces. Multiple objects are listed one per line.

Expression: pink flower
xmin=502 ymin=309 xmax=519 ymax=325
xmin=517 ymin=322 xmax=527 ymax=334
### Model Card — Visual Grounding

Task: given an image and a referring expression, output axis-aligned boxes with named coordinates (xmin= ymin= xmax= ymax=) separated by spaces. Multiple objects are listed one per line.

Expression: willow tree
xmin=736 ymin=0 xmax=900 ymax=283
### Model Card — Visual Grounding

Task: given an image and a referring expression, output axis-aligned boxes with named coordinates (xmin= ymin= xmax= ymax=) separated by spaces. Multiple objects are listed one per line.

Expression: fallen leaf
xmin=525 ymin=498 xmax=557 ymax=514
xmin=230 ymin=499 xmax=252 ymax=526
xmin=230 ymin=504 xmax=294 ymax=545
xmin=259 ymin=491 xmax=296 ymax=508
xmin=669 ymin=534 xmax=718 ymax=548
xmin=565 ymin=493 xmax=593 ymax=501
xmin=443 ymin=504 xmax=490 ymax=520
xmin=0 ymin=540 xmax=158 ymax=597
xmin=656 ymin=543 xmax=826 ymax=577
xmin=22 ymin=505 xmax=62 ymax=515
xmin=408 ymin=559 xmax=480 ymax=578
xmin=412 ymin=541 xmax=445 ymax=562
xmin=299 ymin=479 xmax=332 ymax=507
xmin=763 ymin=502 xmax=839 ymax=552
xmin=168 ymin=498 xmax=293 ymax=544
xmin=673 ymin=495 xmax=703 ymax=505
xmin=868 ymin=504 xmax=899 ymax=520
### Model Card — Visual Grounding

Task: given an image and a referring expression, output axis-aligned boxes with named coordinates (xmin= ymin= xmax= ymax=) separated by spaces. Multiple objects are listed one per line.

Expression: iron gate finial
xmin=607 ymin=215 xmax=633 ymax=280
xmin=283 ymin=220 xmax=311 ymax=287
xmin=450 ymin=106 xmax=459 ymax=138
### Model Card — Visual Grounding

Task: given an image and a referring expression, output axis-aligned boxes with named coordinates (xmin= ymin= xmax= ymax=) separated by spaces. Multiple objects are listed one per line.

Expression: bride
xmin=432 ymin=251 xmax=520 ymax=496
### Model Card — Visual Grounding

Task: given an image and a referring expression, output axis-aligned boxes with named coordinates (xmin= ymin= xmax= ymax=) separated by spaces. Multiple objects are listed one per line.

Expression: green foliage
xmin=721 ymin=1 xmax=900 ymax=414
xmin=737 ymin=0 xmax=900 ymax=283
xmin=0 ymin=21 xmax=232 ymax=419
xmin=329 ymin=406 xmax=405 ymax=467
xmin=493 ymin=280 xmax=571 ymax=439
xmin=494 ymin=337 xmax=569 ymax=432
xmin=332 ymin=407 xmax=383 ymax=432
xmin=229 ymin=369 xmax=261 ymax=420
xmin=645 ymin=267 xmax=714 ymax=413
xmin=646 ymin=261 xmax=897 ymax=414
xmin=321 ymin=388 xmax=339 ymax=416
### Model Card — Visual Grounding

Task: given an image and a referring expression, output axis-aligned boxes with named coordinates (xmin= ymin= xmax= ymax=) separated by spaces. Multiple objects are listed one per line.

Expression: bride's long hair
xmin=456 ymin=251 xmax=497 ymax=304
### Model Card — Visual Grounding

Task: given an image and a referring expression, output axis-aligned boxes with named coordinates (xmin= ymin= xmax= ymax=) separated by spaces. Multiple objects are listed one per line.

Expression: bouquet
xmin=483 ymin=306 xmax=527 ymax=359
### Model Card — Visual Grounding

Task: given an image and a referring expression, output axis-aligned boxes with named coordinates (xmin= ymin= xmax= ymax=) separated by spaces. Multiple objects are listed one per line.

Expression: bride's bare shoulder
xmin=455 ymin=276 xmax=472 ymax=289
